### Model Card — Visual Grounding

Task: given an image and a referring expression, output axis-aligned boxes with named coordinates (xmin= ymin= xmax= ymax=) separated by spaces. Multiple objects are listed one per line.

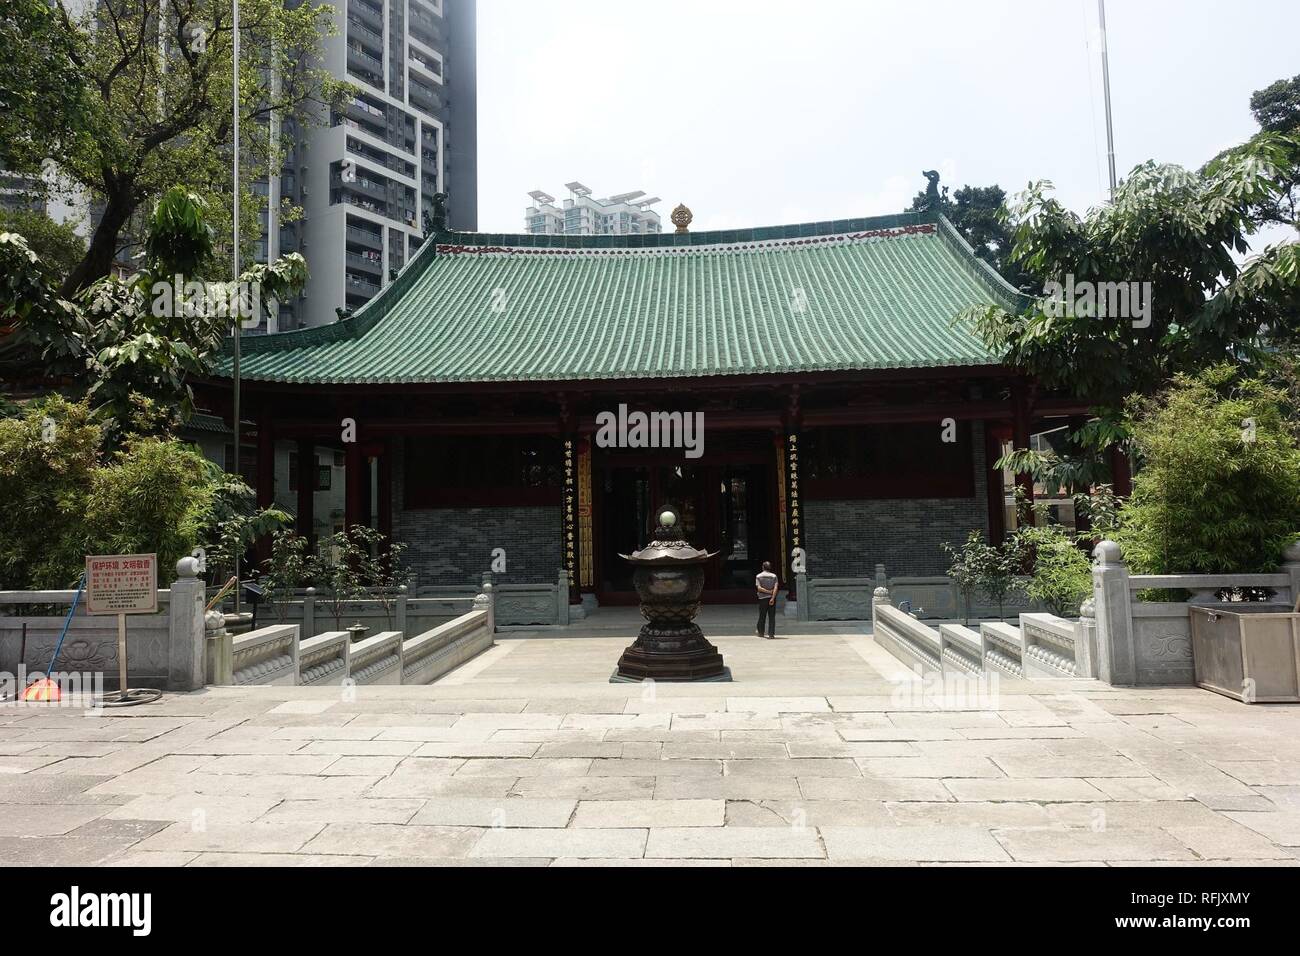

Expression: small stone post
xmin=795 ymin=571 xmax=809 ymax=621
xmin=168 ymin=557 xmax=207 ymax=690
xmin=1282 ymin=540 xmax=1300 ymax=611
xmin=556 ymin=568 xmax=570 ymax=626
xmin=302 ymin=586 xmax=316 ymax=639
xmin=204 ymin=609 xmax=233 ymax=685
xmin=474 ymin=581 xmax=496 ymax=633
xmin=1074 ymin=597 xmax=1098 ymax=679
xmin=871 ymin=584 xmax=891 ymax=635
xmin=1091 ymin=540 xmax=1135 ymax=685
xmin=396 ymin=585 xmax=409 ymax=636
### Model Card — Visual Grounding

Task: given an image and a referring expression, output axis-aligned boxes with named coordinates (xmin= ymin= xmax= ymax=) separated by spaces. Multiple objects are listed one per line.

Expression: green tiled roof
xmin=217 ymin=211 xmax=1027 ymax=385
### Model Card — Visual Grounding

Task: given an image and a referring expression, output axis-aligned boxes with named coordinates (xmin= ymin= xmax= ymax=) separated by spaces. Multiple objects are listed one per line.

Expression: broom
xmin=22 ymin=573 xmax=86 ymax=703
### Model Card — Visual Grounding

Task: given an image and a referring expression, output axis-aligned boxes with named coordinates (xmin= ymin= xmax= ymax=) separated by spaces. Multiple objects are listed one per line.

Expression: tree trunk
xmin=61 ymin=187 xmax=137 ymax=295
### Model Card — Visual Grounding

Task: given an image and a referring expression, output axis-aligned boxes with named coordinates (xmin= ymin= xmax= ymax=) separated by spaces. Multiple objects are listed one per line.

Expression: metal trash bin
xmin=1190 ymin=605 xmax=1300 ymax=703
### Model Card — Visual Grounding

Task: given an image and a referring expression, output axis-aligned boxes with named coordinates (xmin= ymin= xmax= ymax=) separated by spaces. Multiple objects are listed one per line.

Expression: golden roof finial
xmin=670 ymin=203 xmax=693 ymax=234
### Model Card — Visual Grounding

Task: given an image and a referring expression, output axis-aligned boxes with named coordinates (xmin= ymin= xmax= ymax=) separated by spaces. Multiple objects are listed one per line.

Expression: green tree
xmin=3 ymin=187 xmax=307 ymax=440
xmin=963 ymin=139 xmax=1300 ymax=461
xmin=0 ymin=0 xmax=89 ymax=175
xmin=0 ymin=210 xmax=87 ymax=283
xmin=261 ymin=530 xmax=309 ymax=623
xmin=1015 ymin=524 xmax=1091 ymax=617
xmin=910 ymin=182 xmax=1033 ymax=290
xmin=1240 ymin=74 xmax=1300 ymax=232
xmin=942 ymin=531 xmax=985 ymax=625
xmin=8 ymin=1 xmax=347 ymax=294
xmin=1115 ymin=366 xmax=1300 ymax=574
xmin=0 ymin=396 xmax=102 ymax=588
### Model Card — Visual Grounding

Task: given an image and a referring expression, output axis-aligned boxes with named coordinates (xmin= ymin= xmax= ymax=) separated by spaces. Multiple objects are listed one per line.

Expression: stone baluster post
xmin=303 ymin=586 xmax=316 ymax=639
xmin=871 ymin=584 xmax=891 ymax=635
xmin=1091 ymin=540 xmax=1135 ymax=685
xmin=1074 ymin=597 xmax=1098 ymax=679
xmin=1282 ymin=540 xmax=1300 ymax=611
xmin=204 ymin=609 xmax=233 ymax=685
xmin=168 ymin=557 xmax=207 ymax=690
xmin=556 ymin=568 xmax=570 ymax=626
xmin=474 ymin=581 xmax=496 ymax=633
xmin=396 ymin=585 xmax=409 ymax=636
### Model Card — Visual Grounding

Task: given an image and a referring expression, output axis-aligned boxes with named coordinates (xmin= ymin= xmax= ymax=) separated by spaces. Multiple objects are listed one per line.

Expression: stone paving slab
xmin=2 ymin=631 xmax=1300 ymax=866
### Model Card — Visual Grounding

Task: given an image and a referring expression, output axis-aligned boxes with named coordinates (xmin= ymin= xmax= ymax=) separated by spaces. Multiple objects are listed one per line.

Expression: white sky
xmin=476 ymin=0 xmax=1300 ymax=243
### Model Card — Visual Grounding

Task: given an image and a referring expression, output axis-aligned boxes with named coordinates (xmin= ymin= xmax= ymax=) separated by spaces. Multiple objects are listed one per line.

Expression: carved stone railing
xmin=938 ymin=623 xmax=983 ymax=675
xmin=1091 ymin=540 xmax=1300 ymax=686
xmin=1020 ymin=612 xmax=1087 ymax=678
xmin=231 ymin=624 xmax=300 ymax=685
xmin=0 ymin=557 xmax=207 ymax=691
xmin=797 ymin=563 xmax=1041 ymax=622
xmin=297 ymin=631 xmax=349 ymax=686
xmin=979 ymin=622 xmax=1025 ymax=677
xmin=348 ymin=630 xmax=403 ymax=685
xmin=872 ymin=600 xmax=942 ymax=671
xmin=401 ymin=606 xmax=493 ymax=685
xmin=207 ymin=588 xmax=496 ymax=687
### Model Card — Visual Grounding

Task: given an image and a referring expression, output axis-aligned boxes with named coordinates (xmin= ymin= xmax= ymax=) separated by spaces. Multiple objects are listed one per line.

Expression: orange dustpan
xmin=21 ymin=574 xmax=85 ymax=704
xmin=21 ymin=679 xmax=60 ymax=703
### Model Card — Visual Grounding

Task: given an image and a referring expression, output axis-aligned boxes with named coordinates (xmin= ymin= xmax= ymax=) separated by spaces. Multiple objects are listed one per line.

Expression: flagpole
xmin=232 ymin=0 xmax=243 ymax=614
xmin=1098 ymin=0 xmax=1118 ymax=199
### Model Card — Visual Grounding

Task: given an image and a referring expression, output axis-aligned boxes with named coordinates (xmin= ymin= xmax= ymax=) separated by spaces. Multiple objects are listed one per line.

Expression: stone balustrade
xmin=1090 ymin=540 xmax=1300 ymax=686
xmin=206 ymin=586 xmax=495 ymax=687
xmin=797 ymin=563 xmax=1042 ymax=622
xmin=872 ymin=600 xmax=942 ymax=671
xmin=871 ymin=582 xmax=1093 ymax=680
xmin=297 ymin=631 xmax=349 ymax=685
xmin=348 ymin=631 xmax=403 ymax=685
xmin=231 ymin=624 xmax=299 ymax=685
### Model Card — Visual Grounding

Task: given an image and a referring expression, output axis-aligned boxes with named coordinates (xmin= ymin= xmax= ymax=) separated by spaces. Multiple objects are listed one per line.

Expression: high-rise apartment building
xmin=525 ymin=182 xmax=661 ymax=237
xmin=269 ymin=0 xmax=478 ymax=330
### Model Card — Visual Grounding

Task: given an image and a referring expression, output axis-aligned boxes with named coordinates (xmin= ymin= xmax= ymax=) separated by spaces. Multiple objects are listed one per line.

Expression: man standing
xmin=755 ymin=561 xmax=779 ymax=639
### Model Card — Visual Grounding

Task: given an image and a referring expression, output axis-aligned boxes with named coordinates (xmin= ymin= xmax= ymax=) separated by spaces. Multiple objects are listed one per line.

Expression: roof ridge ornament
xmin=430 ymin=192 xmax=449 ymax=231
xmin=670 ymin=203 xmax=693 ymax=233
xmin=919 ymin=170 xmax=948 ymax=212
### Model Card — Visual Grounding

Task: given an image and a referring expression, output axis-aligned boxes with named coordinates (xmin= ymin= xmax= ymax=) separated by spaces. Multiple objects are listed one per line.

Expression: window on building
xmin=801 ymin=423 xmax=975 ymax=498
xmin=404 ymin=434 xmax=563 ymax=507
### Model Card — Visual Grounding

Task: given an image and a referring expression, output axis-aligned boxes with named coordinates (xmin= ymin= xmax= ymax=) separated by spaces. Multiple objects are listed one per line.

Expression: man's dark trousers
xmin=757 ymin=598 xmax=776 ymax=638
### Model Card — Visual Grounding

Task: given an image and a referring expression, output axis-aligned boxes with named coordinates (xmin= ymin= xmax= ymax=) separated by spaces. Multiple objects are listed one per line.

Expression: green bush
xmin=0 ymin=398 xmax=284 ymax=589
xmin=0 ymin=395 xmax=101 ymax=587
xmin=1015 ymin=524 xmax=1092 ymax=617
xmin=1116 ymin=366 xmax=1300 ymax=573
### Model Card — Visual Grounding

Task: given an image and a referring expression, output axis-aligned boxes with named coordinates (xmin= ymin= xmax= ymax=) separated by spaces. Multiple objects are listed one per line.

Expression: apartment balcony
xmin=348 ymin=0 xmax=384 ymax=30
xmin=345 ymin=272 xmax=380 ymax=295
xmin=409 ymin=51 xmax=442 ymax=80
xmin=409 ymin=18 xmax=443 ymax=52
xmin=408 ymin=85 xmax=442 ymax=117
xmin=345 ymin=224 xmax=384 ymax=249
xmin=346 ymin=251 xmax=383 ymax=275
xmin=346 ymin=14 xmax=384 ymax=48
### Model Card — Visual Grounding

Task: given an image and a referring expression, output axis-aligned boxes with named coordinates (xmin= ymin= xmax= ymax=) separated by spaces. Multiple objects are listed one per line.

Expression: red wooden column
xmin=255 ymin=414 xmax=275 ymax=564
xmin=344 ymin=435 xmax=363 ymax=530
xmin=984 ymin=422 xmax=1008 ymax=544
xmin=1011 ymin=381 xmax=1034 ymax=525
xmin=1109 ymin=443 xmax=1133 ymax=498
xmin=296 ymin=438 xmax=316 ymax=547
xmin=781 ymin=385 xmax=802 ymax=600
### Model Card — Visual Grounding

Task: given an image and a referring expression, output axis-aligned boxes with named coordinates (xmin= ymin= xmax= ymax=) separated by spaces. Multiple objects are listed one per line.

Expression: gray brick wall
xmin=804 ymin=422 xmax=990 ymax=577
xmin=391 ymin=439 xmax=562 ymax=586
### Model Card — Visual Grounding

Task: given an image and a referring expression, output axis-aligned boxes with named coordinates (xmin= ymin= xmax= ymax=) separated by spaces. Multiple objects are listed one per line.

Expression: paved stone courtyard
xmin=2 ymin=628 xmax=1300 ymax=866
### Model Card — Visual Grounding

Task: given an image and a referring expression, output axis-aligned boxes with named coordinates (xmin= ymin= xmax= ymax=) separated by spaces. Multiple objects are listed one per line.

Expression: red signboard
xmin=85 ymin=554 xmax=158 ymax=616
